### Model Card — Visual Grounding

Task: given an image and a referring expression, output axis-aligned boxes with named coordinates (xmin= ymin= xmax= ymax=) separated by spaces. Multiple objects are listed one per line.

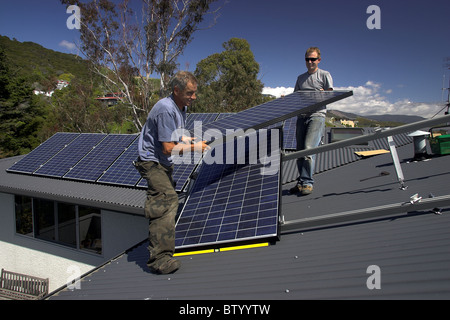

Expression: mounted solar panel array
xmin=175 ymin=129 xmax=281 ymax=249
xmin=7 ymin=132 xmax=202 ymax=192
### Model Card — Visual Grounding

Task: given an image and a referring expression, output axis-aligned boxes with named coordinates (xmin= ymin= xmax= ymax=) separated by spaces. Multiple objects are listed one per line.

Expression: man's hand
xmin=181 ymin=136 xmax=196 ymax=144
xmin=193 ymin=140 xmax=210 ymax=153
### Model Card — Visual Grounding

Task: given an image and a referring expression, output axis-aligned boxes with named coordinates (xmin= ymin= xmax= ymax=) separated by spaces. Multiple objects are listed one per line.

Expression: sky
xmin=1 ymin=0 xmax=450 ymax=118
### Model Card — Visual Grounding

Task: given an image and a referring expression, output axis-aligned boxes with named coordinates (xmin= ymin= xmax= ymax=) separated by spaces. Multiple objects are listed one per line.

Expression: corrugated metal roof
xmin=281 ymin=128 xmax=413 ymax=184
xmin=47 ymin=139 xmax=450 ymax=300
xmin=49 ymin=209 xmax=450 ymax=300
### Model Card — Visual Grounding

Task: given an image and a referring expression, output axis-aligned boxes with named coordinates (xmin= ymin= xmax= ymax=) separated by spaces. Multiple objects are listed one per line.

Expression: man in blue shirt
xmin=290 ymin=47 xmax=333 ymax=196
xmin=135 ymin=71 xmax=209 ymax=274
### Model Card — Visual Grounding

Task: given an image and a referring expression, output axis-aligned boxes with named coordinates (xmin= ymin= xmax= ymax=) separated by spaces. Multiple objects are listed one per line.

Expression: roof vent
xmin=408 ymin=130 xmax=430 ymax=161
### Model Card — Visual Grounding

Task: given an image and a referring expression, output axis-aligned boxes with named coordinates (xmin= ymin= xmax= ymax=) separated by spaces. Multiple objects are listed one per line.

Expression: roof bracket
xmin=387 ymin=136 xmax=408 ymax=190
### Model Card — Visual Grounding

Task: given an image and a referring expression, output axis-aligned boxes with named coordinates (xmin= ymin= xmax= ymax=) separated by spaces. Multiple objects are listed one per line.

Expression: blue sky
xmin=1 ymin=0 xmax=449 ymax=118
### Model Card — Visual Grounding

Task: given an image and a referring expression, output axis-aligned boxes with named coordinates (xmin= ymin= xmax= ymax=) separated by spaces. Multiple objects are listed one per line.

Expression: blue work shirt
xmin=138 ymin=95 xmax=187 ymax=167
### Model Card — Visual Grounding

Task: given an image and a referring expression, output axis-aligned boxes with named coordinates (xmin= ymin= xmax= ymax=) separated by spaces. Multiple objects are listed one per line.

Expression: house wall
xmin=0 ymin=192 xmax=148 ymax=294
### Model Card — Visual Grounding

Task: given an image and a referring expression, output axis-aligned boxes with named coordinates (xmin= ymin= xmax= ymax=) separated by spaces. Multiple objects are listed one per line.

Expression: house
xmin=95 ymin=93 xmax=125 ymax=106
xmin=2 ymin=119 xmax=449 ymax=300
xmin=33 ymin=80 xmax=69 ymax=97
xmin=42 ymin=122 xmax=450 ymax=301
xmin=1 ymin=89 xmax=450 ymax=300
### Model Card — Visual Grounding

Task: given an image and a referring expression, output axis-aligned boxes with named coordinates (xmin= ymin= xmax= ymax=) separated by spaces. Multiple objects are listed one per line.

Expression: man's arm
xmin=162 ymin=140 xmax=210 ymax=156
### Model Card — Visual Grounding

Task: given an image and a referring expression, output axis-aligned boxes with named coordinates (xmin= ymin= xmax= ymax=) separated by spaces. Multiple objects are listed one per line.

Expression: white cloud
xmin=262 ymin=86 xmax=294 ymax=97
xmin=263 ymin=81 xmax=445 ymax=119
xmin=59 ymin=40 xmax=76 ymax=51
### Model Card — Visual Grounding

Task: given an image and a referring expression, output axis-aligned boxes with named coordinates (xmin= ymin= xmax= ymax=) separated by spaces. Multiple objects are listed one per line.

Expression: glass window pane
xmin=34 ymin=198 xmax=55 ymax=241
xmin=15 ymin=195 xmax=33 ymax=236
xmin=57 ymin=203 xmax=77 ymax=248
xmin=79 ymin=206 xmax=102 ymax=254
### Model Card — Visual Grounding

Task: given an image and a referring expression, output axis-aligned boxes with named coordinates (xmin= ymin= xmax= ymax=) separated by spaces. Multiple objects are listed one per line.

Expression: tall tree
xmin=61 ymin=0 xmax=220 ymax=130
xmin=194 ymin=38 xmax=264 ymax=113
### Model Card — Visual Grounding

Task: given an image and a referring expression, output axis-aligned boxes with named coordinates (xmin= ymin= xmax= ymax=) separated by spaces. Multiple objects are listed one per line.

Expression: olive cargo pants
xmin=134 ymin=160 xmax=179 ymax=270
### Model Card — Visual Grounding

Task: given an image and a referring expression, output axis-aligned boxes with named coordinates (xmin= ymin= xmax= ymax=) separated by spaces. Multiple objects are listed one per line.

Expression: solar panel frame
xmin=175 ymin=128 xmax=282 ymax=250
xmin=6 ymin=132 xmax=80 ymax=174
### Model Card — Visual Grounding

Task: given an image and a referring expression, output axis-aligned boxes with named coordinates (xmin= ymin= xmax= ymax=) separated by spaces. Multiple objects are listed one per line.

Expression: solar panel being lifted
xmin=175 ymin=128 xmax=281 ymax=249
xmin=191 ymin=90 xmax=353 ymax=147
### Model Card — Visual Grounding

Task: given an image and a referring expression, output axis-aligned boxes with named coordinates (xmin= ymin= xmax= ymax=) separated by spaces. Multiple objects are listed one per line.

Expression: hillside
xmin=327 ymin=109 xmax=426 ymax=127
xmin=0 ymin=35 xmax=92 ymax=87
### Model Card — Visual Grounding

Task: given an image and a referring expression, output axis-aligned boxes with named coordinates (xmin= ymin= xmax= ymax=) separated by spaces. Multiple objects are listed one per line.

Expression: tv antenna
xmin=443 ymin=57 xmax=450 ymax=115
xmin=433 ymin=58 xmax=450 ymax=118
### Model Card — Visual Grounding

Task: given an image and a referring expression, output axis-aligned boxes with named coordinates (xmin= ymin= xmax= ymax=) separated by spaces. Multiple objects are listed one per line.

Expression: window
xmin=34 ymin=198 xmax=55 ymax=241
xmin=79 ymin=206 xmax=102 ymax=254
xmin=15 ymin=195 xmax=33 ymax=236
xmin=58 ymin=203 xmax=77 ymax=248
xmin=14 ymin=196 xmax=102 ymax=254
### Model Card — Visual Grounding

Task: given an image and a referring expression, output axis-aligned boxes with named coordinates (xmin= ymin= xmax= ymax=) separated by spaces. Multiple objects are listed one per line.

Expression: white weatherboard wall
xmin=0 ymin=192 xmax=148 ymax=293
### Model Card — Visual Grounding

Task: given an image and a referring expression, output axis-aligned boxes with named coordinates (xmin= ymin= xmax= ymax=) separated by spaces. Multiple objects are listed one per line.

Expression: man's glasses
xmin=305 ymin=57 xmax=319 ymax=62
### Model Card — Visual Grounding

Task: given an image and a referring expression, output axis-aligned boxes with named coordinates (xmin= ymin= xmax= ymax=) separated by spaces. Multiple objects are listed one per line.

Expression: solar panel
xmin=191 ymin=90 xmax=352 ymax=147
xmin=64 ymin=134 xmax=137 ymax=182
xmin=185 ymin=113 xmax=219 ymax=130
xmin=175 ymin=128 xmax=281 ymax=249
xmin=97 ymin=136 xmax=141 ymax=187
xmin=6 ymin=132 xmax=80 ymax=174
xmin=34 ymin=133 xmax=107 ymax=178
xmin=283 ymin=116 xmax=297 ymax=150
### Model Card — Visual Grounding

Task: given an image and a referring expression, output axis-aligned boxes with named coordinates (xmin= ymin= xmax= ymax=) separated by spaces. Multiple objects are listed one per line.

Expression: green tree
xmin=60 ymin=0 xmax=221 ymax=130
xmin=194 ymin=38 xmax=264 ymax=113
xmin=0 ymin=48 xmax=48 ymax=157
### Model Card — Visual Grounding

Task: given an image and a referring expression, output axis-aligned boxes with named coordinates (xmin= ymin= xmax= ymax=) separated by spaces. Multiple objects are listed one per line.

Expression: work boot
xmin=301 ymin=184 xmax=313 ymax=195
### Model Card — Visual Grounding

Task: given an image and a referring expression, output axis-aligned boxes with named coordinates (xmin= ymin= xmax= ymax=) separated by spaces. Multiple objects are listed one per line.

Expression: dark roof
xmin=46 ymin=136 xmax=450 ymax=300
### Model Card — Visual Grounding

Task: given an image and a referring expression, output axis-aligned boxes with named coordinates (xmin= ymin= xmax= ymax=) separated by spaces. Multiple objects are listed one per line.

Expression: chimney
xmin=408 ymin=130 xmax=430 ymax=161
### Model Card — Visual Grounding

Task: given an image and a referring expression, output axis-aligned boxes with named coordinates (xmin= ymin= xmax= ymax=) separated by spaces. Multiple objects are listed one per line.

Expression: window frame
xmin=14 ymin=195 xmax=102 ymax=255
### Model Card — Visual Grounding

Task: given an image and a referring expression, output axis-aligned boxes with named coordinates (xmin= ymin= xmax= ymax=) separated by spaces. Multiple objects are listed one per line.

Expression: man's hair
xmin=170 ymin=71 xmax=197 ymax=92
xmin=305 ymin=47 xmax=321 ymax=59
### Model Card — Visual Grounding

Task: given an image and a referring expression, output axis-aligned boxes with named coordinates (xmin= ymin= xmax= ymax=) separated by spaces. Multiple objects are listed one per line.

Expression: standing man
xmin=290 ymin=47 xmax=333 ymax=196
xmin=135 ymin=71 xmax=209 ymax=274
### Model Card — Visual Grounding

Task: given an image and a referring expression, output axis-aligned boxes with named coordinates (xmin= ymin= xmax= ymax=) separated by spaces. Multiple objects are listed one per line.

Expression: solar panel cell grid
xmin=64 ymin=134 xmax=137 ymax=182
xmin=97 ymin=136 xmax=141 ymax=186
xmin=34 ymin=133 xmax=107 ymax=177
xmin=175 ymin=129 xmax=281 ymax=249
